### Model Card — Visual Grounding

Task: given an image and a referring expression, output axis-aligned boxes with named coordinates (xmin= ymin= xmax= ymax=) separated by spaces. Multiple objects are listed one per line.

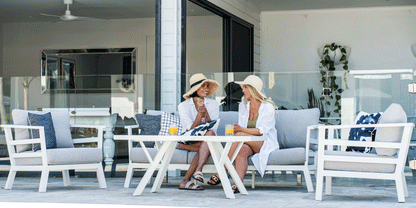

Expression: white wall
xmin=2 ymin=18 xmax=155 ymax=77
xmin=2 ymin=18 xmax=155 ymax=112
xmin=261 ymin=6 xmax=416 ymax=72
xmin=208 ymin=0 xmax=261 ymax=71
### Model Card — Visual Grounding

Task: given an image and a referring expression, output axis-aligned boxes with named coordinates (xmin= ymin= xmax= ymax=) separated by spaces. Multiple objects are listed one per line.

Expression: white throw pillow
xmin=375 ymin=103 xmax=407 ymax=156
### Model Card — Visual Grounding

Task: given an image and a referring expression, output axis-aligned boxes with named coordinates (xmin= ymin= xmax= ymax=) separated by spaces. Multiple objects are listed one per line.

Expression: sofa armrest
xmin=124 ymin=125 xmax=140 ymax=135
xmin=305 ymin=125 xmax=320 ymax=165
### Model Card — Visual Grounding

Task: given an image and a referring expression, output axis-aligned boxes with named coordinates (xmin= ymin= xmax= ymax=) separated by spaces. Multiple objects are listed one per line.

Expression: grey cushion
xmin=276 ymin=108 xmax=320 ymax=149
xmin=375 ymin=103 xmax=407 ymax=156
xmin=135 ymin=114 xmax=161 ymax=147
xmin=28 ymin=112 xmax=57 ymax=151
xmin=256 ymin=147 xmax=308 ymax=165
xmin=216 ymin=111 xmax=239 ymax=136
xmin=14 ymin=148 xmax=102 ymax=165
xmin=12 ymin=109 xmax=74 ymax=153
xmin=130 ymin=147 xmax=188 ymax=164
xmin=316 ymin=150 xmax=396 ymax=173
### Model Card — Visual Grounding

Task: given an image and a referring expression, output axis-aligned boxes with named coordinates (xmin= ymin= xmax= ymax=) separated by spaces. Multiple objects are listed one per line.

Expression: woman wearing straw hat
xmin=207 ymin=75 xmax=279 ymax=193
xmin=177 ymin=73 xmax=220 ymax=190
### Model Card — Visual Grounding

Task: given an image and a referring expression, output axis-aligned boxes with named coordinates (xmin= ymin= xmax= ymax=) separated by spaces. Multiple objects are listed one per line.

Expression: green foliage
xmin=318 ymin=43 xmax=350 ymax=122
xmin=306 ymin=88 xmax=325 ymax=117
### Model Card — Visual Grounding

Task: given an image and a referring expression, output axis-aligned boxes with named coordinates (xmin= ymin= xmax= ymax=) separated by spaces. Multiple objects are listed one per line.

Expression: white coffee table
xmin=113 ymin=135 xmax=266 ymax=199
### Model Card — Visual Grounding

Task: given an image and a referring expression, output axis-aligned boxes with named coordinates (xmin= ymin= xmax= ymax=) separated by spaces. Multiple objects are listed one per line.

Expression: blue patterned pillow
xmin=27 ymin=112 xmax=57 ymax=152
xmin=135 ymin=114 xmax=161 ymax=147
xmin=180 ymin=119 xmax=220 ymax=145
xmin=346 ymin=111 xmax=382 ymax=153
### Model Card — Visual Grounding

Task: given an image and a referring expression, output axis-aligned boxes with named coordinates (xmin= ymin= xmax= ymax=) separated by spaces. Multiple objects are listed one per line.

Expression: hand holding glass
xmin=225 ymin=124 xmax=234 ymax=136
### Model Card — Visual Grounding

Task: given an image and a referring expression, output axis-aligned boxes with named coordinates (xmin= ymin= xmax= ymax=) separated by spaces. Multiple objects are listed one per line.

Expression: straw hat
xmin=235 ymin=75 xmax=266 ymax=99
xmin=183 ymin=73 xmax=220 ymax=99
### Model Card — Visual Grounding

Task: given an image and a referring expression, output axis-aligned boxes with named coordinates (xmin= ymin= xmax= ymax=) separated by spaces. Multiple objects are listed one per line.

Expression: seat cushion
xmin=12 ymin=109 xmax=74 ymax=153
xmin=316 ymin=150 xmax=396 ymax=173
xmin=249 ymin=147 xmax=311 ymax=165
xmin=375 ymin=103 xmax=407 ymax=156
xmin=276 ymin=108 xmax=320 ymax=149
xmin=130 ymin=147 xmax=188 ymax=164
xmin=28 ymin=112 xmax=57 ymax=151
xmin=14 ymin=148 xmax=102 ymax=165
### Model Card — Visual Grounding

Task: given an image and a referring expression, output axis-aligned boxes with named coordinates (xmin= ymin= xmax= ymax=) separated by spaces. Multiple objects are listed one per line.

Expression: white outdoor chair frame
xmin=2 ymin=124 xmax=107 ymax=192
xmin=315 ymin=123 xmax=414 ymax=203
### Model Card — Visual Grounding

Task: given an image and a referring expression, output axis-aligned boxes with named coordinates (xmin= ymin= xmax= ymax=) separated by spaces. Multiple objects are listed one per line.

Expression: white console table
xmin=42 ymin=108 xmax=117 ymax=166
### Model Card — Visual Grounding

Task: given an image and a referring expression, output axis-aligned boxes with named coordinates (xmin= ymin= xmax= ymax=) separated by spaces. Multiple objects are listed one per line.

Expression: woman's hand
xmin=233 ymin=123 xmax=244 ymax=133
xmin=196 ymin=98 xmax=207 ymax=114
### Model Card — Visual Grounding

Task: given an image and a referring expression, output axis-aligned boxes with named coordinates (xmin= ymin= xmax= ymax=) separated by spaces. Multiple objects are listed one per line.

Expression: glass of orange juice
xmin=225 ymin=124 xmax=234 ymax=136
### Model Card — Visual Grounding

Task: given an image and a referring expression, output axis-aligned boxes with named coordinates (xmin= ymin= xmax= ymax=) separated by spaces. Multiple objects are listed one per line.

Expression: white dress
xmin=237 ymin=101 xmax=279 ymax=177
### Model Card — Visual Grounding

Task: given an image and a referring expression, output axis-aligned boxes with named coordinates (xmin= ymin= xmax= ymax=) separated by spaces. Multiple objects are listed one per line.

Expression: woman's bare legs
xmin=195 ymin=130 xmax=215 ymax=173
xmin=178 ymin=142 xmax=202 ymax=189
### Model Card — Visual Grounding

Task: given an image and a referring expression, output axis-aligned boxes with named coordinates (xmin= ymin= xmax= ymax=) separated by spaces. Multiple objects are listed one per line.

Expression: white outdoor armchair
xmin=315 ymin=122 xmax=414 ymax=202
xmin=2 ymin=109 xmax=107 ymax=192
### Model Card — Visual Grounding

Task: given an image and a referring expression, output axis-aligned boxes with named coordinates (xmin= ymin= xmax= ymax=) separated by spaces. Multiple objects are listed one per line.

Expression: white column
xmin=160 ymin=0 xmax=182 ymax=112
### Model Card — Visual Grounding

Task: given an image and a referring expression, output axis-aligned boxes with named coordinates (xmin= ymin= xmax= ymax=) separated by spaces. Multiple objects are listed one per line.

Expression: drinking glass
xmin=169 ymin=124 xmax=178 ymax=136
xmin=225 ymin=124 xmax=234 ymax=136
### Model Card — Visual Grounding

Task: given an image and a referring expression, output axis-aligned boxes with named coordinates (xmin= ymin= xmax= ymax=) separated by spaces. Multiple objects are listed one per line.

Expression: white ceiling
xmin=0 ymin=0 xmax=416 ymax=23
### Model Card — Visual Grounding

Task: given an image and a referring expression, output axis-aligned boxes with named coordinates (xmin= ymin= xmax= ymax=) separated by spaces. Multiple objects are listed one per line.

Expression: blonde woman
xmin=178 ymin=73 xmax=220 ymax=190
xmin=207 ymin=75 xmax=279 ymax=193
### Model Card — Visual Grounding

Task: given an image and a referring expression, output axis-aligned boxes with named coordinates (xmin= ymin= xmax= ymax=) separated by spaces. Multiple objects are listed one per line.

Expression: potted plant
xmin=318 ymin=43 xmax=351 ymax=119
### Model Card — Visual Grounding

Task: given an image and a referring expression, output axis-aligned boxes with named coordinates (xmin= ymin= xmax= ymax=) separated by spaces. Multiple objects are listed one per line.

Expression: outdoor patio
xmin=1 ymin=162 xmax=416 ymax=208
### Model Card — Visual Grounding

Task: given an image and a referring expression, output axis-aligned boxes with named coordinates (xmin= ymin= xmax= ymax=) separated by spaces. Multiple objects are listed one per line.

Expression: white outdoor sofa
xmin=124 ymin=108 xmax=320 ymax=192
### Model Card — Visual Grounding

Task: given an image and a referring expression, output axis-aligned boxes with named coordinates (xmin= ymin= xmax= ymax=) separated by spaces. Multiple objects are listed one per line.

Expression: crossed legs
xmin=178 ymin=130 xmax=215 ymax=189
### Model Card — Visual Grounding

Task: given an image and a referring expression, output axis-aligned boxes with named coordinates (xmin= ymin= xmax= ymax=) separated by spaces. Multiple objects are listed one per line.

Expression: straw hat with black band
xmin=235 ymin=75 xmax=267 ymax=99
xmin=183 ymin=73 xmax=220 ymax=99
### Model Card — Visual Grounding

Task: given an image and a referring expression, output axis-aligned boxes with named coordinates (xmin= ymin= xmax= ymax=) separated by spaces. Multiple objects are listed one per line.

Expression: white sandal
xmin=178 ymin=181 xmax=204 ymax=191
xmin=193 ymin=171 xmax=204 ymax=183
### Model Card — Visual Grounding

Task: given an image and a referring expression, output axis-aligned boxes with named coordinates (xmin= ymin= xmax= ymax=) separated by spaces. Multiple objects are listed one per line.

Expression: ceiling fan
xmin=40 ymin=0 xmax=106 ymax=22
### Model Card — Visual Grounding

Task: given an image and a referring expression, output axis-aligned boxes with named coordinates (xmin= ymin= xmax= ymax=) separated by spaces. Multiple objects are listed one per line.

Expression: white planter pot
xmin=317 ymin=47 xmax=351 ymax=65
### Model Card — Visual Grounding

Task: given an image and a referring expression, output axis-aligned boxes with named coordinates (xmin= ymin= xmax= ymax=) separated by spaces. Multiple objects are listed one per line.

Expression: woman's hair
xmin=242 ymin=85 xmax=277 ymax=110
xmin=189 ymin=91 xmax=199 ymax=98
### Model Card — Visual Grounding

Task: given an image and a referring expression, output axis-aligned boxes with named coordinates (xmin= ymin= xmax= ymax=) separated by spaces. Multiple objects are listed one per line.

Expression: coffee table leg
xmin=219 ymin=142 xmax=248 ymax=195
xmin=133 ymin=141 xmax=172 ymax=196
xmin=151 ymin=141 xmax=177 ymax=193
xmin=207 ymin=141 xmax=235 ymax=199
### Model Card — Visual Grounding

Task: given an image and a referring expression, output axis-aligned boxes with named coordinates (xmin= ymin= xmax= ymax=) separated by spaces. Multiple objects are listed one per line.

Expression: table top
xmin=113 ymin=135 xmax=267 ymax=142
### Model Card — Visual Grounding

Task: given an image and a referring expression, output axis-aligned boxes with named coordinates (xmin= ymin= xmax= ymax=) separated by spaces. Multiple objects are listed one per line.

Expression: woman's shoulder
xmin=178 ymin=99 xmax=191 ymax=109
xmin=261 ymin=102 xmax=275 ymax=111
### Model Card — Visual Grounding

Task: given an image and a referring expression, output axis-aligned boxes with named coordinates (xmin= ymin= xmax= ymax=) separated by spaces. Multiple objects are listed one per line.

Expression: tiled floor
xmin=1 ymin=167 xmax=416 ymax=208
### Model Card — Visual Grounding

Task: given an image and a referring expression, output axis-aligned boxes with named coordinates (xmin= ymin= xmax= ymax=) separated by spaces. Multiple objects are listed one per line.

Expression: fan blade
xmin=70 ymin=16 xmax=107 ymax=21
xmin=51 ymin=19 xmax=63 ymax=23
xmin=40 ymin=13 xmax=62 ymax=18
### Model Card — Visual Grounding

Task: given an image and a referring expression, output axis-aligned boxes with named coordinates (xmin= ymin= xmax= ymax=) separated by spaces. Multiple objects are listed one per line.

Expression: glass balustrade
xmin=0 ymin=70 xmax=415 ymax=144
